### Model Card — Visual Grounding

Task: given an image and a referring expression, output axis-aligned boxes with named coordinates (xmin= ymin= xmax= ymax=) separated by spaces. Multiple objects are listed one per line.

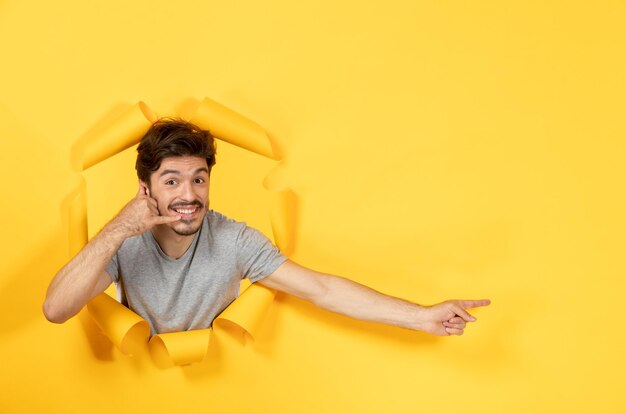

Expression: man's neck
xmin=151 ymin=226 xmax=196 ymax=259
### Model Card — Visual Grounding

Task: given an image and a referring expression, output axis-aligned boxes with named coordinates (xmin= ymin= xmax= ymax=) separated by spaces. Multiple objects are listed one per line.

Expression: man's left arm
xmin=258 ymin=260 xmax=490 ymax=336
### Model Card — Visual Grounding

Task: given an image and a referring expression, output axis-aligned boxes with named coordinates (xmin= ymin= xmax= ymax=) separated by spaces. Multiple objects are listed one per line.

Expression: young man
xmin=44 ymin=118 xmax=490 ymax=336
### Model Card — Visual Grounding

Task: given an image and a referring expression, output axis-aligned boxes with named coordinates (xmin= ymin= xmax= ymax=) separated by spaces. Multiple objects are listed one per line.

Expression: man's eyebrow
xmin=159 ymin=169 xmax=180 ymax=177
xmin=159 ymin=167 xmax=209 ymax=177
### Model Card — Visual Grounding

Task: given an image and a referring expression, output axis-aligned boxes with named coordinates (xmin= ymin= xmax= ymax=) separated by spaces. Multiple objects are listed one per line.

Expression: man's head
xmin=136 ymin=118 xmax=216 ymax=186
xmin=136 ymin=118 xmax=217 ymax=236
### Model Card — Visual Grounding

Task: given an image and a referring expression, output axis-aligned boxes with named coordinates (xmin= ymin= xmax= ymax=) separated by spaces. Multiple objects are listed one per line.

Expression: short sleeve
xmin=105 ymin=252 xmax=120 ymax=283
xmin=236 ymin=225 xmax=287 ymax=283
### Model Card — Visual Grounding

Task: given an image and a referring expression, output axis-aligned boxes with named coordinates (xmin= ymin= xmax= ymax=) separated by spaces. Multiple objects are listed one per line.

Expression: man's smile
xmin=169 ymin=201 xmax=204 ymax=220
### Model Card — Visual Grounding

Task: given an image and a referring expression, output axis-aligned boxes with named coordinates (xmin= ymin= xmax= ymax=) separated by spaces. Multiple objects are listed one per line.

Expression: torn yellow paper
xmin=86 ymin=293 xmax=150 ymax=356
xmin=213 ymin=283 xmax=276 ymax=343
xmin=64 ymin=178 xmax=88 ymax=257
xmin=77 ymin=97 xmax=298 ymax=367
xmin=262 ymin=162 xmax=296 ymax=254
xmin=190 ymin=97 xmax=279 ymax=160
xmin=81 ymin=102 xmax=154 ymax=170
xmin=269 ymin=188 xmax=297 ymax=256
xmin=149 ymin=329 xmax=212 ymax=367
xmin=87 ymin=283 xmax=277 ymax=365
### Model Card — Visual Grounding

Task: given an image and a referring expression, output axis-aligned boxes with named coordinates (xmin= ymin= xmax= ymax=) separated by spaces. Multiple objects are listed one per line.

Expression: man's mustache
xmin=168 ymin=200 xmax=204 ymax=209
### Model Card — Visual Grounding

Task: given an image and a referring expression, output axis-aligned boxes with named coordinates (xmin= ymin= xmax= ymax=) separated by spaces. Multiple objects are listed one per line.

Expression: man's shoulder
xmin=205 ymin=209 xmax=248 ymax=235
xmin=206 ymin=209 xmax=242 ymax=225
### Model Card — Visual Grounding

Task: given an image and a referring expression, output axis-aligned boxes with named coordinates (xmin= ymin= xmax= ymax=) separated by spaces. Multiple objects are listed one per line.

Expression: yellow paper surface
xmin=4 ymin=2 xmax=626 ymax=412
xmin=81 ymin=102 xmax=154 ymax=170
xmin=190 ymin=97 xmax=279 ymax=160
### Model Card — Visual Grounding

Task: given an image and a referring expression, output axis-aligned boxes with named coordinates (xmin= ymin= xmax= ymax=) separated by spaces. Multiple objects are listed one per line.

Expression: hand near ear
xmin=108 ymin=182 xmax=181 ymax=238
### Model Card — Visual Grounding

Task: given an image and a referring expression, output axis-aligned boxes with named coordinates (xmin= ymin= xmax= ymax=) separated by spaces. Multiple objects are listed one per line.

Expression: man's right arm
xmin=43 ymin=183 xmax=180 ymax=324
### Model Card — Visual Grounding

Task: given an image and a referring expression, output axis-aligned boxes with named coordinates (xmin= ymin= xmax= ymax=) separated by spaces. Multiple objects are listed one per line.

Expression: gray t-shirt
xmin=105 ymin=210 xmax=287 ymax=334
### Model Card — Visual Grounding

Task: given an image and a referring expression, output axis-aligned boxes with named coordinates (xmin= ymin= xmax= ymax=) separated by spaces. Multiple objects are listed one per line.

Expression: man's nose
xmin=180 ymin=181 xmax=196 ymax=201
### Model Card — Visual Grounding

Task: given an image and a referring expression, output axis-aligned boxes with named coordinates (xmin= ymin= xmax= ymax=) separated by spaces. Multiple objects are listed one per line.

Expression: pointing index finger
xmin=460 ymin=299 xmax=491 ymax=309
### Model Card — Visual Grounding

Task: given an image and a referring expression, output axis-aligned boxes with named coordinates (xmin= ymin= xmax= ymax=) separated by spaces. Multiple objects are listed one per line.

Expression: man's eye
xmin=194 ymin=178 xmax=205 ymax=184
xmin=165 ymin=179 xmax=177 ymax=185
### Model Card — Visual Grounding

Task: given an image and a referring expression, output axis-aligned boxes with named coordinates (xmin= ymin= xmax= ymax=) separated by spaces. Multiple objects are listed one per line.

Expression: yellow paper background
xmin=1 ymin=1 xmax=625 ymax=413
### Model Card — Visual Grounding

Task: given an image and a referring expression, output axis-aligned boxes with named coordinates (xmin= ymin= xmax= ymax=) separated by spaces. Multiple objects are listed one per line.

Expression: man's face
xmin=146 ymin=155 xmax=210 ymax=236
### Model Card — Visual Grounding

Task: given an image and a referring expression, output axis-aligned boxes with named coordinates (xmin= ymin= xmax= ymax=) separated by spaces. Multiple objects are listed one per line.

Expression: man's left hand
xmin=416 ymin=299 xmax=491 ymax=336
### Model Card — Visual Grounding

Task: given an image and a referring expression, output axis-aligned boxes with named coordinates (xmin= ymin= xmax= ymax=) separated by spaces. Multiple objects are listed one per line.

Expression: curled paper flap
xmin=149 ymin=329 xmax=212 ymax=367
xmin=268 ymin=188 xmax=297 ymax=256
xmin=86 ymin=293 xmax=150 ymax=356
xmin=189 ymin=97 xmax=279 ymax=160
xmin=214 ymin=283 xmax=276 ymax=343
xmin=81 ymin=102 xmax=154 ymax=170
xmin=262 ymin=162 xmax=296 ymax=254
xmin=87 ymin=283 xmax=275 ymax=365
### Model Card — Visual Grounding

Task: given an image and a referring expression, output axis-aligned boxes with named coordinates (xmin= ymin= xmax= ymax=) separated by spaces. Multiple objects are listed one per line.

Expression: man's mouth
xmin=173 ymin=207 xmax=197 ymax=214
xmin=169 ymin=202 xmax=204 ymax=219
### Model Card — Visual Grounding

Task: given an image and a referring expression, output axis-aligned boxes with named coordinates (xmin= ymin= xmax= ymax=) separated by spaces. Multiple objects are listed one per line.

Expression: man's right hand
xmin=43 ymin=183 xmax=183 ymax=324
xmin=109 ymin=183 xmax=181 ymax=238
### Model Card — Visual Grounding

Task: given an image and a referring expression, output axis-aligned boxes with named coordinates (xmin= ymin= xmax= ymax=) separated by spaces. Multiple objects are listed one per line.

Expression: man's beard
xmin=167 ymin=200 xmax=205 ymax=236
xmin=172 ymin=220 xmax=203 ymax=236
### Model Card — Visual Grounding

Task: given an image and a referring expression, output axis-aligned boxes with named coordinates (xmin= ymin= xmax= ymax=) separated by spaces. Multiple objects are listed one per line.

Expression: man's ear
xmin=139 ymin=180 xmax=150 ymax=196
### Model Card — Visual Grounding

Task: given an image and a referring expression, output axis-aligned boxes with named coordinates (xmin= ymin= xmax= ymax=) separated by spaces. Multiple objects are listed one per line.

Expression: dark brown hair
xmin=135 ymin=118 xmax=217 ymax=185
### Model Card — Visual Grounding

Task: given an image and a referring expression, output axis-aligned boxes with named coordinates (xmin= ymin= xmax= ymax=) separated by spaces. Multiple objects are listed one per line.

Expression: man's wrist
xmin=99 ymin=219 xmax=134 ymax=248
xmin=409 ymin=304 xmax=429 ymax=332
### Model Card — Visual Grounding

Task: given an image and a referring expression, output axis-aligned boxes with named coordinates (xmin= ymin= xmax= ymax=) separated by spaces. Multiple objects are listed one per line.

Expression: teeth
xmin=174 ymin=208 xmax=196 ymax=214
